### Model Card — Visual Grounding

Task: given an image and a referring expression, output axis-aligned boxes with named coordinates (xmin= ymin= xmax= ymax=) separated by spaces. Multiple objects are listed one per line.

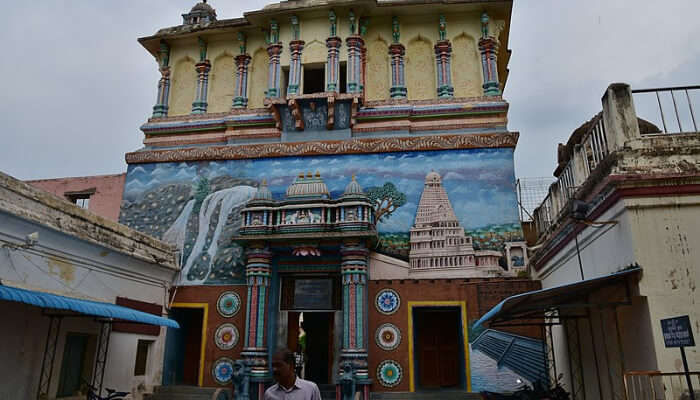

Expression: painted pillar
xmin=478 ymin=12 xmax=501 ymax=96
xmin=340 ymin=241 xmax=370 ymax=388
xmin=242 ymin=243 xmax=272 ymax=387
xmin=192 ymin=38 xmax=211 ymax=114
xmin=266 ymin=20 xmax=283 ymax=98
xmin=233 ymin=32 xmax=252 ymax=108
xmin=389 ymin=17 xmax=407 ymax=99
xmin=152 ymin=41 xmax=171 ymax=118
xmin=435 ymin=16 xmax=454 ymax=98
xmin=287 ymin=16 xmax=304 ymax=96
xmin=346 ymin=36 xmax=364 ymax=94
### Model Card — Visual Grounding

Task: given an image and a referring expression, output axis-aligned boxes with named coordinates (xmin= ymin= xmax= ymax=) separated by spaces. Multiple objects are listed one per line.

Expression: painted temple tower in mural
xmin=409 ymin=171 xmax=501 ymax=278
xmin=119 ymin=0 xmax=545 ymax=398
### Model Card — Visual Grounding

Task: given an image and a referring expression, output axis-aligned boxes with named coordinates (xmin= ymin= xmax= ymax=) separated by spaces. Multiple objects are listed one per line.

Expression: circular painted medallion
xmin=375 ymin=323 xmax=401 ymax=351
xmin=217 ymin=291 xmax=241 ymax=318
xmin=212 ymin=357 xmax=234 ymax=385
xmin=214 ymin=323 xmax=239 ymax=350
xmin=375 ymin=289 xmax=400 ymax=315
xmin=377 ymin=360 xmax=403 ymax=387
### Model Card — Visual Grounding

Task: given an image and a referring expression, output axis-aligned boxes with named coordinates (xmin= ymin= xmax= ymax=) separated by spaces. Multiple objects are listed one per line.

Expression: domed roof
xmin=425 ymin=171 xmax=442 ymax=184
xmin=343 ymin=175 xmax=364 ymax=196
xmin=191 ymin=1 xmax=215 ymax=13
xmin=253 ymin=179 xmax=273 ymax=201
xmin=286 ymin=171 xmax=330 ymax=200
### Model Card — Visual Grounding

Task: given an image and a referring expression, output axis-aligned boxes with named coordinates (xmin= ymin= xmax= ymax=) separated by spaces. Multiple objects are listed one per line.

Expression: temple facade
xmin=119 ymin=0 xmax=543 ymax=398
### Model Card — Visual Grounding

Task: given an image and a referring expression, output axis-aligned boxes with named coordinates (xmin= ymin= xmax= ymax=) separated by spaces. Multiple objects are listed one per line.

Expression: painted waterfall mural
xmin=119 ymin=148 xmax=523 ymax=285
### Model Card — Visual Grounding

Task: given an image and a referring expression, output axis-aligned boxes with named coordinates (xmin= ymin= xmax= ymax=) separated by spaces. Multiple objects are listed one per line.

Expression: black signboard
xmin=293 ymin=278 xmax=333 ymax=310
xmin=661 ymin=315 xmax=695 ymax=348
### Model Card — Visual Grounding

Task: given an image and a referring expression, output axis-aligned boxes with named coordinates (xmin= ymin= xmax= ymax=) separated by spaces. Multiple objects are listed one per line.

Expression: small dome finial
xmin=315 ymin=170 xmax=321 ymax=178
xmin=307 ymin=171 xmax=312 ymax=178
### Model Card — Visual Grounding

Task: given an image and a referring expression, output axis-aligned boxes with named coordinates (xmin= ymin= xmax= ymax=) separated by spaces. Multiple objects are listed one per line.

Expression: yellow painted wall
xmin=405 ymin=36 xmax=436 ymax=100
xmin=161 ymin=11 xmax=497 ymax=112
xmin=452 ymin=33 xmax=482 ymax=98
xmin=208 ymin=53 xmax=235 ymax=113
xmin=365 ymin=36 xmax=390 ymax=101
xmin=169 ymin=57 xmax=196 ymax=116
xmin=248 ymin=48 xmax=269 ymax=109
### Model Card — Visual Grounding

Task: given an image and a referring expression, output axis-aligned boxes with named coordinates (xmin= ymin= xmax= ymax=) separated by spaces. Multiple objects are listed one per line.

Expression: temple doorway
xmin=164 ymin=306 xmax=204 ymax=386
xmin=298 ymin=312 xmax=334 ymax=384
xmin=413 ymin=307 xmax=464 ymax=390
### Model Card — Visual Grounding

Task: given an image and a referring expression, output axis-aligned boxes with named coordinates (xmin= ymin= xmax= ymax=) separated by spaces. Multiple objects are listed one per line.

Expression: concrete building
xmin=0 ymin=171 xmax=179 ymax=400
xmin=476 ymin=83 xmax=700 ymax=400
xmin=27 ymin=173 xmax=126 ymax=222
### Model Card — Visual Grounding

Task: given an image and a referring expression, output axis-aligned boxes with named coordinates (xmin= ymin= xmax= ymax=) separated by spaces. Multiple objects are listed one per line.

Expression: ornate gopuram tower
xmin=119 ymin=0 xmax=545 ymax=398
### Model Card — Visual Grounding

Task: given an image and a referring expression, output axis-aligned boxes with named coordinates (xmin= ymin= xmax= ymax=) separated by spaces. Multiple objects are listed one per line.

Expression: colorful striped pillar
xmin=152 ymin=42 xmax=171 ymax=118
xmin=191 ymin=60 xmax=211 ymax=114
xmin=479 ymin=13 xmax=501 ymax=96
xmin=242 ymin=244 xmax=272 ymax=383
xmin=340 ymin=241 xmax=369 ymax=382
xmin=266 ymin=43 xmax=283 ymax=98
xmin=435 ymin=40 xmax=454 ymax=98
xmin=325 ymin=37 xmax=342 ymax=93
xmin=388 ymin=44 xmax=407 ymax=99
xmin=232 ymin=54 xmax=251 ymax=108
xmin=288 ymin=40 xmax=305 ymax=95
xmin=345 ymin=36 xmax=364 ymax=94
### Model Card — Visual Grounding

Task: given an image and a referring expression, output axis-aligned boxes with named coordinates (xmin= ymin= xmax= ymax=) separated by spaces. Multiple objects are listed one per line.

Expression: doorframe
xmin=407 ymin=301 xmax=470 ymax=392
xmin=170 ymin=302 xmax=209 ymax=387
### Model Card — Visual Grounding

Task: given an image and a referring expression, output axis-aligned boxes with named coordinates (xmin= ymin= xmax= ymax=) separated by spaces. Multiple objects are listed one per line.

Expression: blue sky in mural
xmin=124 ymin=148 xmax=519 ymax=231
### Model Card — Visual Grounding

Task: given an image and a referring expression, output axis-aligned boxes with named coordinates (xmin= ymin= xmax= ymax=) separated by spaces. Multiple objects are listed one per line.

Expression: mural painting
xmin=119 ymin=148 xmax=523 ymax=285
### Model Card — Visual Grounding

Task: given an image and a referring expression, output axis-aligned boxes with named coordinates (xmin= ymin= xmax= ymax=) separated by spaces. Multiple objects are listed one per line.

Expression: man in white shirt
xmin=265 ymin=348 xmax=322 ymax=400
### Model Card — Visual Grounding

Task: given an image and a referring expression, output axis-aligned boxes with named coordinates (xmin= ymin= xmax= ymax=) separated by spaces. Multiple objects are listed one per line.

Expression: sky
xmin=1 ymin=0 xmax=699 ymax=181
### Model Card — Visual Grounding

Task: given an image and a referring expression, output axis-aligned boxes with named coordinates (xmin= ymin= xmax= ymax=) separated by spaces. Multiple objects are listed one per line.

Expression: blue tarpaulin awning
xmin=474 ymin=267 xmax=641 ymax=329
xmin=0 ymin=284 xmax=179 ymax=328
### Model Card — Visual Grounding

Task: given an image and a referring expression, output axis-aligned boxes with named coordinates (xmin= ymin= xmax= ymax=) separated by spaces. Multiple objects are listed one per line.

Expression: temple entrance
xmin=164 ymin=306 xmax=204 ymax=386
xmin=297 ymin=312 xmax=334 ymax=384
xmin=414 ymin=307 xmax=464 ymax=390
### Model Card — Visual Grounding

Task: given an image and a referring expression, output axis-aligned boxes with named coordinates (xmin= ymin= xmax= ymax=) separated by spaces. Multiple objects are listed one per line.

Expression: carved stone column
xmin=288 ymin=40 xmax=305 ymax=95
xmin=340 ymin=241 xmax=370 ymax=382
xmin=266 ymin=43 xmax=283 ymax=98
xmin=389 ymin=44 xmax=407 ymax=99
xmin=479 ymin=12 xmax=501 ymax=96
xmin=435 ymin=40 xmax=454 ymax=98
xmin=241 ymin=243 xmax=272 ymax=385
xmin=346 ymin=36 xmax=364 ymax=94
xmin=191 ymin=60 xmax=211 ymax=114
xmin=152 ymin=42 xmax=170 ymax=118
xmin=233 ymin=54 xmax=251 ymax=108
xmin=325 ymin=37 xmax=342 ymax=93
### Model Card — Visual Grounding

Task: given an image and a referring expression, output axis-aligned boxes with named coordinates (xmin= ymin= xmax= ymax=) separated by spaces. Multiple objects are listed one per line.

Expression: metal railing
xmin=624 ymin=370 xmax=700 ymax=400
xmin=581 ymin=114 xmax=610 ymax=174
xmin=632 ymin=86 xmax=700 ymax=134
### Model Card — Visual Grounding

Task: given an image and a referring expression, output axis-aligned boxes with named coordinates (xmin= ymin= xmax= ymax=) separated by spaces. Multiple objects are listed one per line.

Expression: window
xmin=64 ymin=188 xmax=95 ymax=210
xmin=339 ymin=62 xmax=347 ymax=94
xmin=134 ymin=339 xmax=153 ymax=376
xmin=303 ymin=65 xmax=325 ymax=94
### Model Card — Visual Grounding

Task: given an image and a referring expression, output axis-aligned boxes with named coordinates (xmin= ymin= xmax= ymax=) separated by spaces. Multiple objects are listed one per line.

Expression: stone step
xmin=146 ymin=386 xmax=231 ymax=400
xmin=371 ymin=391 xmax=482 ymax=400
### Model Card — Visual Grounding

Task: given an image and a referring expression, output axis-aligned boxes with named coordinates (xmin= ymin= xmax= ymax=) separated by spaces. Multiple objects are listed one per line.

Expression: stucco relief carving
xmin=125 ymin=132 xmax=518 ymax=164
xmin=406 ymin=37 xmax=436 ymax=101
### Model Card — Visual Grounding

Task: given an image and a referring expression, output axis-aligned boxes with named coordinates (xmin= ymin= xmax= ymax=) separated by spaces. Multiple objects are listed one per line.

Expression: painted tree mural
xmin=366 ymin=182 xmax=407 ymax=221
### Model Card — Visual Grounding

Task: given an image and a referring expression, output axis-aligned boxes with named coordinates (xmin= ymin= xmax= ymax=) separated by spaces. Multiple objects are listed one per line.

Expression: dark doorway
xmin=164 ymin=307 xmax=203 ymax=386
xmin=414 ymin=307 xmax=464 ymax=390
xmin=57 ymin=334 xmax=89 ymax=397
xmin=303 ymin=65 xmax=325 ymax=94
xmin=339 ymin=62 xmax=347 ymax=94
xmin=301 ymin=312 xmax=334 ymax=384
